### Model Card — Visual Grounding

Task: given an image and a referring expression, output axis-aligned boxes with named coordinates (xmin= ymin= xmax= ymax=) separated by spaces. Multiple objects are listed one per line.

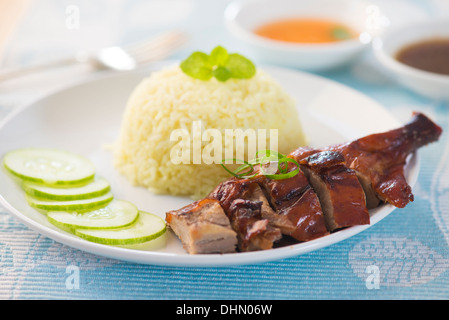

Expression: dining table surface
xmin=1 ymin=0 xmax=449 ymax=301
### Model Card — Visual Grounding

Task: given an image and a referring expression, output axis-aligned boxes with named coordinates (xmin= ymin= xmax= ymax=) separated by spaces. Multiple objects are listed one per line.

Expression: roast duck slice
xmin=166 ymin=112 xmax=442 ymax=254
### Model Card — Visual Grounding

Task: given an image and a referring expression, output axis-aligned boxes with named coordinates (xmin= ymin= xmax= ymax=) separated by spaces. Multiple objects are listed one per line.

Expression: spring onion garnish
xmin=221 ymin=158 xmax=258 ymax=179
xmin=180 ymin=46 xmax=256 ymax=82
xmin=220 ymin=150 xmax=300 ymax=180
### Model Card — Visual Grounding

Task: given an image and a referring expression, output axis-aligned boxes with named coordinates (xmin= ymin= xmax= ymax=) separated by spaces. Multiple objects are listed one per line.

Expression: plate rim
xmin=0 ymin=62 xmax=418 ymax=267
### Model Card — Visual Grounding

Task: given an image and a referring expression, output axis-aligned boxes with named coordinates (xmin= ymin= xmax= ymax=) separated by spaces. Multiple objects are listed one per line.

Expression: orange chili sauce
xmin=254 ymin=18 xmax=357 ymax=44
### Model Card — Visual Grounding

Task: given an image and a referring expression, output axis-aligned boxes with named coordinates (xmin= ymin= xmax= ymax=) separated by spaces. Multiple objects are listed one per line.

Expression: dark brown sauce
xmin=396 ymin=38 xmax=449 ymax=76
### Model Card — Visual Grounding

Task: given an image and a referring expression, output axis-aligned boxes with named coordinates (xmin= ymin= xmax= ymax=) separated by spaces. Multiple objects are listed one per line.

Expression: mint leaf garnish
xmin=180 ymin=52 xmax=213 ymax=80
xmin=213 ymin=66 xmax=232 ymax=82
xmin=180 ymin=46 xmax=256 ymax=82
xmin=226 ymin=53 xmax=256 ymax=79
xmin=209 ymin=46 xmax=229 ymax=66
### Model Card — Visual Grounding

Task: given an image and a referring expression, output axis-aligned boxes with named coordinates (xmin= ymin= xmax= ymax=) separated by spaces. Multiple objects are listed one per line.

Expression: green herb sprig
xmin=180 ymin=46 xmax=256 ymax=82
xmin=221 ymin=150 xmax=300 ymax=180
xmin=331 ymin=27 xmax=352 ymax=40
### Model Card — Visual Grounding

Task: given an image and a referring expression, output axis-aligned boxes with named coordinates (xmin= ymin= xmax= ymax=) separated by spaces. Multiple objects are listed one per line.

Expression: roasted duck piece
xmin=209 ymin=161 xmax=331 ymax=248
xmin=208 ymin=177 xmax=282 ymax=251
xmin=326 ymin=112 xmax=442 ymax=208
xmin=166 ymin=198 xmax=238 ymax=254
xmin=166 ymin=112 xmax=442 ymax=254
xmin=242 ymin=182 xmax=294 ymax=238
xmin=257 ymin=162 xmax=329 ymax=241
xmin=228 ymin=199 xmax=282 ymax=251
xmin=289 ymin=112 xmax=442 ymax=208
xmin=299 ymin=151 xmax=370 ymax=231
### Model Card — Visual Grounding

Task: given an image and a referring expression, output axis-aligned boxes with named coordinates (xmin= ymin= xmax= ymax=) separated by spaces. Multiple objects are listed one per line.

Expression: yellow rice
xmin=113 ymin=64 xmax=307 ymax=199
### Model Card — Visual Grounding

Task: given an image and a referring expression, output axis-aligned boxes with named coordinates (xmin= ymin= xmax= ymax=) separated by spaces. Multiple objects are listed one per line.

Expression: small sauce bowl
xmin=374 ymin=19 xmax=449 ymax=101
xmin=224 ymin=0 xmax=387 ymax=71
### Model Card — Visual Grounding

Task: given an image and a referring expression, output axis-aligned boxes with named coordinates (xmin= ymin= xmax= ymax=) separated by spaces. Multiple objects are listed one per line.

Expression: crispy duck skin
xmin=165 ymin=198 xmax=238 ymax=254
xmin=257 ymin=162 xmax=329 ymax=241
xmin=325 ymin=112 xmax=442 ymax=208
xmin=209 ymin=164 xmax=329 ymax=245
xmin=289 ymin=112 xmax=442 ymax=209
xmin=299 ymin=151 xmax=370 ymax=231
xmin=208 ymin=177 xmax=253 ymax=214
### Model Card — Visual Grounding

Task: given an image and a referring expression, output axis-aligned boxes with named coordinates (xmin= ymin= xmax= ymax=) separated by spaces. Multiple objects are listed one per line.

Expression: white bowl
xmin=374 ymin=19 xmax=449 ymax=101
xmin=224 ymin=0 xmax=385 ymax=71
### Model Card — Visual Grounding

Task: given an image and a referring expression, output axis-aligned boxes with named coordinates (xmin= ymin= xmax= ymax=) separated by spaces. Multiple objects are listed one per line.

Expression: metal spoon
xmin=0 ymin=30 xmax=188 ymax=82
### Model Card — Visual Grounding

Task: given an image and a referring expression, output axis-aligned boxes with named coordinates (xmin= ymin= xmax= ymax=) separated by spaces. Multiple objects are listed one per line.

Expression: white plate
xmin=0 ymin=62 xmax=417 ymax=267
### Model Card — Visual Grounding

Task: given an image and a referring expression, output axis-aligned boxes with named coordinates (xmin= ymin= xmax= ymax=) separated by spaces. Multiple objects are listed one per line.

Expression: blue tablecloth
xmin=1 ymin=0 xmax=449 ymax=300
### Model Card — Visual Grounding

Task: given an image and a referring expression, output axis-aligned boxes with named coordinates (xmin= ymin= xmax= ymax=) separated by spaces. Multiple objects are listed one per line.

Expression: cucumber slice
xmin=22 ymin=177 xmax=111 ymax=201
xmin=26 ymin=192 xmax=113 ymax=212
xmin=3 ymin=148 xmax=95 ymax=186
xmin=47 ymin=200 xmax=139 ymax=230
xmin=75 ymin=211 xmax=166 ymax=245
xmin=116 ymin=233 xmax=167 ymax=251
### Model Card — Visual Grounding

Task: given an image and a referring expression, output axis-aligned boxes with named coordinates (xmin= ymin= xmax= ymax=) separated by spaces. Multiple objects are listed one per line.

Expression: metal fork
xmin=0 ymin=30 xmax=188 ymax=82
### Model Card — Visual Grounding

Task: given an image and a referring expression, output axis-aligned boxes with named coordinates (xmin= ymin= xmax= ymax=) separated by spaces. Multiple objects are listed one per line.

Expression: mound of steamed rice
xmin=113 ymin=64 xmax=307 ymax=199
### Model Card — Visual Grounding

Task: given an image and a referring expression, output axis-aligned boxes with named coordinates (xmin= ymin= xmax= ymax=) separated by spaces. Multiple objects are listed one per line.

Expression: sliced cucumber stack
xmin=75 ymin=211 xmax=166 ymax=245
xmin=22 ymin=177 xmax=111 ymax=201
xmin=2 ymin=147 xmax=167 ymax=249
xmin=3 ymin=148 xmax=95 ymax=186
